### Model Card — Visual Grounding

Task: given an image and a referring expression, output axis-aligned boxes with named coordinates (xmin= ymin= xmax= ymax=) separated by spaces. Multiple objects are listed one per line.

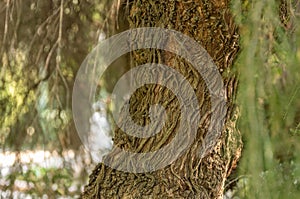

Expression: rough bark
xmin=82 ymin=0 xmax=242 ymax=198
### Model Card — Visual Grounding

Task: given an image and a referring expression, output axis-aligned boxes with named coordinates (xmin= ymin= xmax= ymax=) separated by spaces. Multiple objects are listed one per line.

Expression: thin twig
xmin=28 ymin=7 xmax=61 ymax=53
xmin=0 ymin=0 xmax=11 ymax=82
xmin=58 ymin=0 xmax=64 ymax=49
xmin=56 ymin=0 xmax=70 ymax=109
xmin=283 ymin=84 xmax=300 ymax=120
xmin=45 ymin=41 xmax=58 ymax=73
xmin=224 ymin=175 xmax=249 ymax=190
xmin=10 ymin=0 xmax=22 ymax=48
xmin=0 ymin=0 xmax=10 ymax=55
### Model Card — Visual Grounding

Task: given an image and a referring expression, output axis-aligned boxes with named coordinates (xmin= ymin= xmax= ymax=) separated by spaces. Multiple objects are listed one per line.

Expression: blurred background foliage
xmin=0 ymin=0 xmax=299 ymax=198
xmin=0 ymin=0 xmax=116 ymax=198
xmin=227 ymin=0 xmax=300 ymax=198
xmin=0 ymin=0 xmax=115 ymax=150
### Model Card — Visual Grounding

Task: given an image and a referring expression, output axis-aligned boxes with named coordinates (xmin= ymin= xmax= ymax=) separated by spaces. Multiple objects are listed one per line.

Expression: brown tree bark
xmin=82 ymin=0 xmax=242 ymax=198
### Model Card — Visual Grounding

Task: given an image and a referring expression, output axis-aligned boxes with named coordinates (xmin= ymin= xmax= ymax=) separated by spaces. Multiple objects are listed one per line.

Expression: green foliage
xmin=3 ymin=165 xmax=81 ymax=198
xmin=231 ymin=0 xmax=300 ymax=198
xmin=0 ymin=0 xmax=112 ymax=150
xmin=0 ymin=49 xmax=36 ymax=145
xmin=0 ymin=0 xmax=112 ymax=198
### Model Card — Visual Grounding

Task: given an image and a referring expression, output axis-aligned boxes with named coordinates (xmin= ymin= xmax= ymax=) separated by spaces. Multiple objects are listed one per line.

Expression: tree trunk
xmin=82 ymin=0 xmax=242 ymax=198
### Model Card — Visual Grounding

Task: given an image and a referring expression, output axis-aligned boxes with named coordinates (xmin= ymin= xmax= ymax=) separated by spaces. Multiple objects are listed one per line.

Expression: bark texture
xmin=82 ymin=0 xmax=242 ymax=198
